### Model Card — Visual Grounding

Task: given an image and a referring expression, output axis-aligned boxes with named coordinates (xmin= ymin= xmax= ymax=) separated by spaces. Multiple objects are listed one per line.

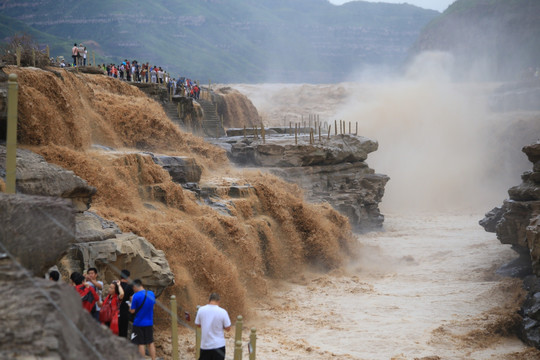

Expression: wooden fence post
xmin=261 ymin=123 xmax=265 ymax=144
xmin=249 ymin=328 xmax=257 ymax=360
xmin=5 ymin=74 xmax=18 ymax=194
xmin=32 ymin=49 xmax=35 ymax=67
xmin=356 ymin=122 xmax=358 ymax=136
xmin=234 ymin=315 xmax=243 ymax=360
xmin=234 ymin=341 xmax=243 ymax=360
xmin=170 ymin=296 xmax=179 ymax=360
xmin=349 ymin=121 xmax=351 ymax=134
xmin=92 ymin=51 xmax=96 ymax=67
xmin=295 ymin=123 xmax=298 ymax=145
xmin=327 ymin=125 xmax=331 ymax=140
xmin=334 ymin=120 xmax=337 ymax=135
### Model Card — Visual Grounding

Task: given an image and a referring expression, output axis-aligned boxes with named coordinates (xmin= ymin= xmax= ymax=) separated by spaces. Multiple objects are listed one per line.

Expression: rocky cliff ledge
xmin=217 ymin=132 xmax=389 ymax=231
xmin=480 ymin=141 xmax=540 ymax=347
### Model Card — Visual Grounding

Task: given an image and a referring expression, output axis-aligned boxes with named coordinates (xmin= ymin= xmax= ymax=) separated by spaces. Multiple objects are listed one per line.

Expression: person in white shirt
xmin=194 ymin=293 xmax=231 ymax=360
xmin=85 ymin=267 xmax=103 ymax=322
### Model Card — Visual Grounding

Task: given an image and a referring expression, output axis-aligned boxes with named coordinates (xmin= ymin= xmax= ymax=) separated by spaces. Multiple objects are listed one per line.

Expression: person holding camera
xmin=99 ymin=280 xmax=124 ymax=335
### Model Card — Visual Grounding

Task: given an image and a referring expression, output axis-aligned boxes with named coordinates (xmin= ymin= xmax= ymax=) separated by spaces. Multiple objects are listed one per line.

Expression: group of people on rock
xmin=49 ymin=267 xmax=232 ymax=360
xmin=50 ymin=268 xmax=157 ymax=360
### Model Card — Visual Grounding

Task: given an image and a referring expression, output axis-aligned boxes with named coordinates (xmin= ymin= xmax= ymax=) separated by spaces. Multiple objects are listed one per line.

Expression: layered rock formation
xmin=0 ymin=145 xmax=174 ymax=294
xmin=222 ymin=134 xmax=389 ymax=231
xmin=60 ymin=233 xmax=174 ymax=297
xmin=480 ymin=141 xmax=540 ymax=347
xmin=0 ymin=146 xmax=96 ymax=211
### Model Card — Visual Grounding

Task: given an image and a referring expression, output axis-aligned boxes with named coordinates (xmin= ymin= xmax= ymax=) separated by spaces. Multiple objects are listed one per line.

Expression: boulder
xmin=0 ymin=257 xmax=142 ymax=360
xmin=75 ymin=211 xmax=122 ymax=243
xmin=149 ymin=153 xmax=202 ymax=184
xmin=0 ymin=146 xmax=96 ymax=211
xmin=479 ymin=206 xmax=504 ymax=233
xmin=60 ymin=233 xmax=174 ymax=297
xmin=0 ymin=193 xmax=75 ymax=276
xmin=524 ymin=142 xmax=540 ymax=164
xmin=495 ymin=200 xmax=540 ymax=248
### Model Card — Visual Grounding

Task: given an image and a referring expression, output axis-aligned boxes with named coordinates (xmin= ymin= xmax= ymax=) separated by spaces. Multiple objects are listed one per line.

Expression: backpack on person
xmin=76 ymin=284 xmax=97 ymax=313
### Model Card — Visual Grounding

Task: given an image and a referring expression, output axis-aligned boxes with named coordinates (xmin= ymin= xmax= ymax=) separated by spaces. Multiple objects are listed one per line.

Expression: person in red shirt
xmin=99 ymin=280 xmax=124 ymax=335
xmin=70 ymin=272 xmax=97 ymax=313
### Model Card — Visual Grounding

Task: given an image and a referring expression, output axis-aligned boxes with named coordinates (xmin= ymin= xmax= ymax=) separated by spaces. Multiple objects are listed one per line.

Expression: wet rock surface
xmin=216 ymin=133 xmax=389 ymax=231
xmin=75 ymin=211 xmax=122 ymax=243
xmin=0 ymin=193 xmax=75 ymax=276
xmin=0 ymin=145 xmax=97 ymax=211
xmin=480 ymin=141 xmax=540 ymax=348
xmin=0 ymin=256 xmax=141 ymax=360
xmin=149 ymin=153 xmax=202 ymax=184
xmin=60 ymin=233 xmax=174 ymax=297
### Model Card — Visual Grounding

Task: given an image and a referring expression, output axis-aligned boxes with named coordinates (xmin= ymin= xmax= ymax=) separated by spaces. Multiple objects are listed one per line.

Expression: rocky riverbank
xmin=480 ymin=141 xmax=540 ymax=348
xmin=212 ymin=131 xmax=389 ymax=231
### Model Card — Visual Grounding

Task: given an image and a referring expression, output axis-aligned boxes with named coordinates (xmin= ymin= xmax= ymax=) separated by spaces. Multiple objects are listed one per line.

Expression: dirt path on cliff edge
xmin=241 ymin=213 xmax=539 ymax=360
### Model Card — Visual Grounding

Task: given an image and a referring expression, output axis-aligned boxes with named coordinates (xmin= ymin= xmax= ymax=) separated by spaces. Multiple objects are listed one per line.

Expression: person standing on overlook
xmin=195 ymin=293 xmax=231 ymax=360
xmin=71 ymin=43 xmax=78 ymax=66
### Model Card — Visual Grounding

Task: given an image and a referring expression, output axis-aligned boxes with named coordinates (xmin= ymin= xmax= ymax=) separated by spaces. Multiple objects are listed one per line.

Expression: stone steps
xmin=162 ymin=102 xmax=185 ymax=129
xmin=197 ymin=99 xmax=225 ymax=137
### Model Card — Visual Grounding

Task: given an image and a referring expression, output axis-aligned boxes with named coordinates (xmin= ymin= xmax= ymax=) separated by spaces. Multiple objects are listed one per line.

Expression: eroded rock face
xmin=230 ymin=135 xmax=378 ymax=167
xmin=0 ymin=146 xmax=96 ymax=211
xmin=75 ymin=211 xmax=122 ymax=243
xmin=480 ymin=141 xmax=540 ymax=348
xmin=149 ymin=153 xmax=202 ymax=184
xmin=222 ymin=134 xmax=389 ymax=231
xmin=0 ymin=257 xmax=141 ymax=360
xmin=60 ymin=233 xmax=174 ymax=297
xmin=0 ymin=193 xmax=75 ymax=276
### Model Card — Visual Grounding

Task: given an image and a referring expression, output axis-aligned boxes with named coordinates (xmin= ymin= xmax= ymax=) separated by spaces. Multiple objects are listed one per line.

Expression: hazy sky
xmin=328 ymin=0 xmax=455 ymax=12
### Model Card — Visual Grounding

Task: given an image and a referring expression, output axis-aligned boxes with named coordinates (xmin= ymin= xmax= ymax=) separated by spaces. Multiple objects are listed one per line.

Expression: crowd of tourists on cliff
xmin=67 ymin=43 xmax=202 ymax=99
xmin=48 ymin=268 xmax=231 ymax=360
xmin=101 ymin=60 xmax=201 ymax=99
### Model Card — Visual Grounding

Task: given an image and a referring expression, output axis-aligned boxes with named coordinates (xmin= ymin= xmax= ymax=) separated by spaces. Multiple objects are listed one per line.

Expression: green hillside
xmin=0 ymin=14 xmax=72 ymax=58
xmin=411 ymin=0 xmax=540 ymax=80
xmin=0 ymin=0 xmax=438 ymax=83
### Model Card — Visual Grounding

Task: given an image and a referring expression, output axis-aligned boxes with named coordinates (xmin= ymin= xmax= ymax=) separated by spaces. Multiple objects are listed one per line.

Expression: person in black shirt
xmin=118 ymin=269 xmax=134 ymax=338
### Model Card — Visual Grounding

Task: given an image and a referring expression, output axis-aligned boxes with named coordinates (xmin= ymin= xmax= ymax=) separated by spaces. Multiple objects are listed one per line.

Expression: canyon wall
xmin=480 ymin=141 xmax=540 ymax=347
